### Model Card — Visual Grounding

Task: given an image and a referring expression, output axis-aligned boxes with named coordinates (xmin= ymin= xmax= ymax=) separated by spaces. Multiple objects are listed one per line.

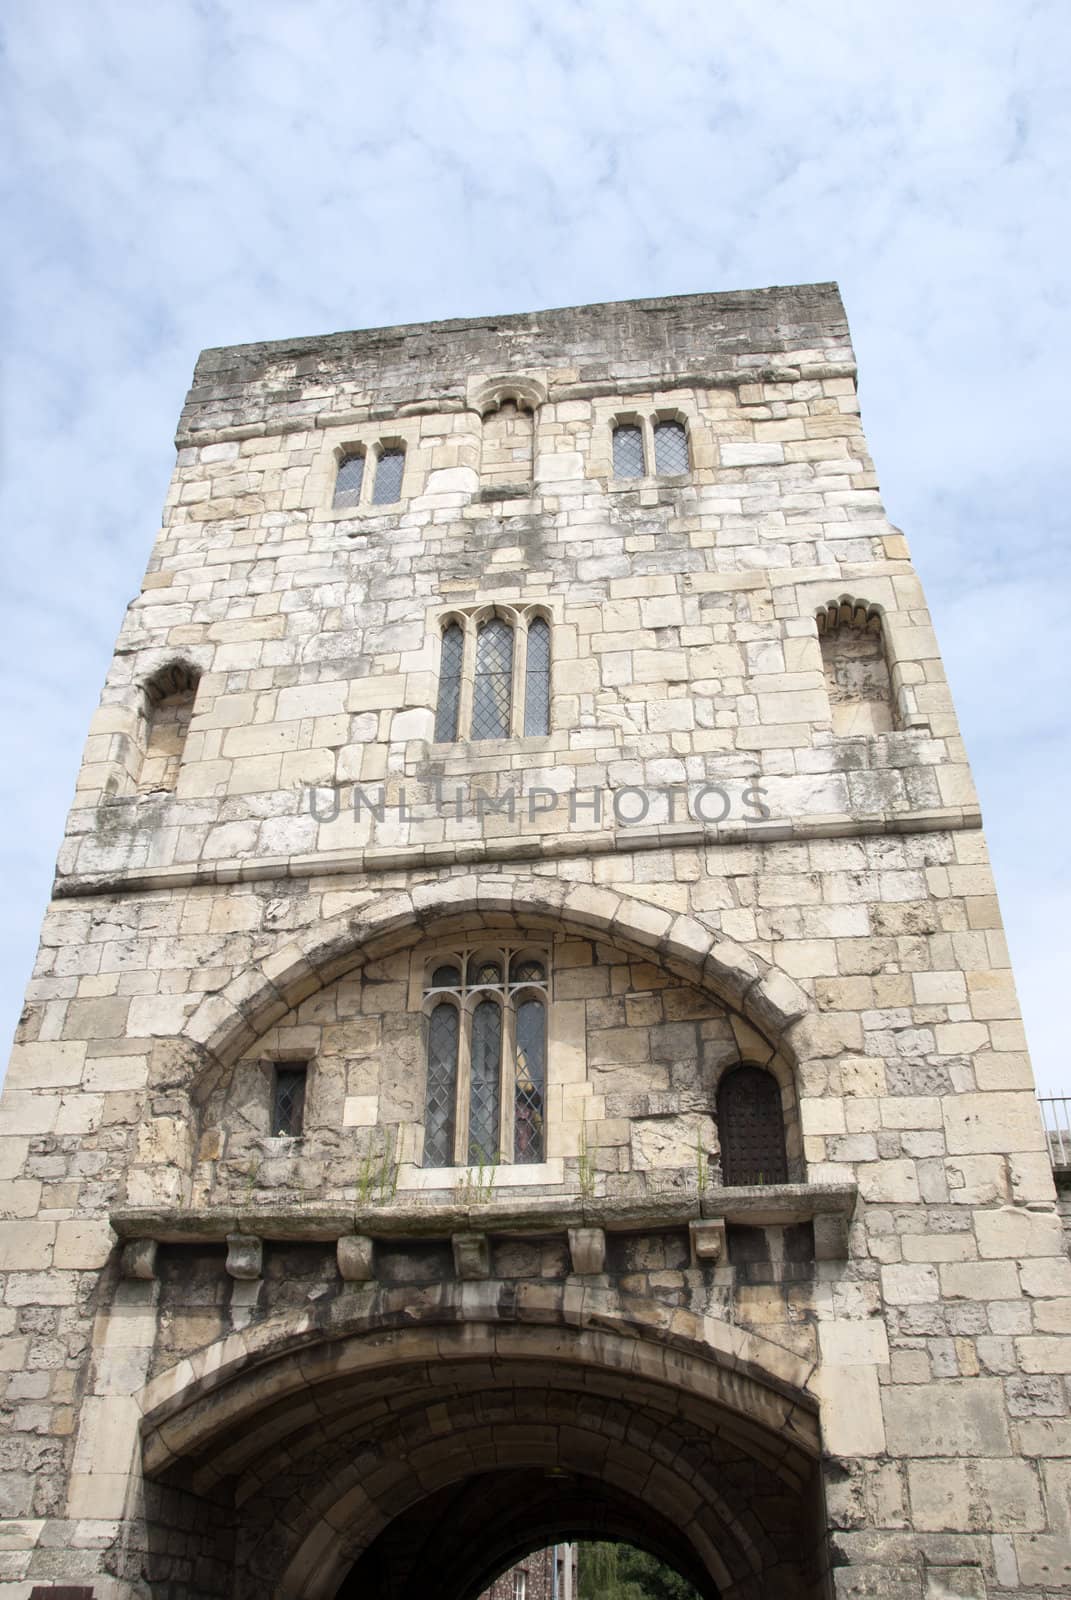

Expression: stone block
xmin=884 ymin=1380 xmax=1011 ymax=1457
xmin=908 ymin=1460 xmax=970 ymax=1531
xmin=942 ymin=1095 xmax=1046 ymax=1156
xmin=0 ymin=1222 xmax=55 ymax=1271
xmin=973 ymin=1206 xmax=1064 ymax=1260
xmin=5 ymin=1041 xmax=86 ymax=1089
xmin=53 ymin=1220 xmax=114 ymax=1271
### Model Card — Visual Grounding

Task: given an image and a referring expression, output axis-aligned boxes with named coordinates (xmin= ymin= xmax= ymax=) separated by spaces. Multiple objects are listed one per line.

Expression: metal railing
xmin=1038 ymin=1097 xmax=1071 ymax=1170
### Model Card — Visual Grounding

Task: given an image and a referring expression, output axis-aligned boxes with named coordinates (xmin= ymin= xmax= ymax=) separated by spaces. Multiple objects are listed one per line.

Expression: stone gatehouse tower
xmin=1 ymin=286 xmax=1068 ymax=1599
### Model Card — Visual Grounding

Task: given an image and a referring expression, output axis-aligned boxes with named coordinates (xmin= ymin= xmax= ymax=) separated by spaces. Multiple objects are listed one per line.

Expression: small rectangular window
xmin=372 ymin=447 xmax=405 ymax=504
xmin=513 ymin=1574 xmax=527 ymax=1600
xmin=272 ymin=1064 xmax=307 ymax=1137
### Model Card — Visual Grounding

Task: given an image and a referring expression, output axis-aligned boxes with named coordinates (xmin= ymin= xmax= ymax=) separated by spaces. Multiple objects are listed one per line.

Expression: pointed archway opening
xmin=139 ymin=1316 xmax=829 ymax=1600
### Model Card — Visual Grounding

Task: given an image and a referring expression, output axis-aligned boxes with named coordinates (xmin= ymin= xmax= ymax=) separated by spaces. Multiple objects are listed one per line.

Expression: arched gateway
xmin=137 ymin=1304 xmax=823 ymax=1599
xmin=2 ymin=288 xmax=1066 ymax=1600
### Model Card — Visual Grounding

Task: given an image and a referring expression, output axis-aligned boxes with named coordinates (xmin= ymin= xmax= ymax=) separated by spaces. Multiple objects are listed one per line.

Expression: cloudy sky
xmin=2 ymin=1 xmax=1068 ymax=1091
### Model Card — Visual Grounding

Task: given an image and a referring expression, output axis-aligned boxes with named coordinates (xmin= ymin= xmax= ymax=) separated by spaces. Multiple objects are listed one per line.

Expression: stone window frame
xmin=135 ymin=660 xmax=202 ymax=796
xmin=708 ymin=1051 xmax=804 ymax=1186
xmin=431 ymin=602 xmax=554 ymax=746
xmin=411 ymin=942 xmax=553 ymax=1170
xmin=252 ymin=1045 xmax=317 ymax=1147
xmin=610 ymin=410 xmax=694 ymax=483
xmin=471 ymin=375 xmax=547 ymax=495
xmin=314 ymin=418 xmax=423 ymax=520
xmin=812 ymin=593 xmax=932 ymax=735
xmin=587 ymin=390 xmax=711 ymax=486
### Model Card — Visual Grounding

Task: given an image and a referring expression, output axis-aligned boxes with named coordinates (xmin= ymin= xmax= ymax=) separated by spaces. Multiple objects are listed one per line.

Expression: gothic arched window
xmin=421 ymin=947 xmax=549 ymax=1167
xmin=717 ymin=1064 xmax=788 ymax=1187
xmin=433 ymin=609 xmax=551 ymax=743
xmin=434 ymin=622 xmax=464 ymax=743
xmin=523 ymin=616 xmax=551 ymax=736
xmin=472 ymin=617 xmax=514 ymax=740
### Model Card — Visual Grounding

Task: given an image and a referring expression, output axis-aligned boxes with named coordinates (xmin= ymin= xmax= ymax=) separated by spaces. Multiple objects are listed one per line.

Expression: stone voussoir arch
xmin=134 ymin=1299 xmax=821 ymax=1600
xmin=181 ymin=876 xmax=812 ymax=1101
xmin=137 ymin=1286 xmax=821 ymax=1469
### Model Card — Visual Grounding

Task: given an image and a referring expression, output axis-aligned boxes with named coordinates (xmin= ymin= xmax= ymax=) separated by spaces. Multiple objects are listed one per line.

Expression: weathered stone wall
xmin=0 ymin=285 xmax=1067 ymax=1600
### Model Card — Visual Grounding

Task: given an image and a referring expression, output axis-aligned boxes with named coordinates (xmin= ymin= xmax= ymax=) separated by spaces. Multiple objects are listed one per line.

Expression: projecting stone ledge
xmin=111 ymin=1183 xmax=857 ymax=1277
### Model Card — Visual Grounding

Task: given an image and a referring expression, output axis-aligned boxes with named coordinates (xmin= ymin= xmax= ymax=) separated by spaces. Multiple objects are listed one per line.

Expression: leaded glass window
xmin=514 ymin=998 xmax=545 ymax=1163
xmin=333 ymin=452 xmax=365 ymax=508
xmin=612 ymin=423 xmax=645 ymax=478
xmin=717 ymin=1064 xmax=788 ymax=1186
xmin=654 ymin=419 xmax=689 ymax=475
xmin=432 ymin=609 xmax=552 ymax=741
xmin=424 ymin=1004 xmax=459 ymax=1166
xmin=271 ymin=1064 xmax=307 ymax=1137
xmin=435 ymin=623 xmax=464 ymax=742
xmin=467 ymin=954 xmax=503 ymax=986
xmin=372 ymin=447 xmax=405 ymax=504
xmin=472 ymin=617 xmax=513 ymax=740
xmin=509 ymin=954 xmax=545 ymax=985
xmin=523 ymin=617 xmax=551 ymax=736
xmin=469 ymin=1000 xmax=502 ymax=1163
xmin=421 ymin=946 xmax=550 ymax=1168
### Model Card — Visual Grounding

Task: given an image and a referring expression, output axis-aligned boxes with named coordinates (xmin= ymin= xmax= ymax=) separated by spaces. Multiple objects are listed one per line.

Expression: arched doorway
xmin=139 ymin=1313 xmax=828 ymax=1600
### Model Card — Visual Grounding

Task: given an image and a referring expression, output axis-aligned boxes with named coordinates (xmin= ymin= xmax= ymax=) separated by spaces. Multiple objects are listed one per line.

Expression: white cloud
xmin=1 ymin=0 xmax=1068 ymax=1092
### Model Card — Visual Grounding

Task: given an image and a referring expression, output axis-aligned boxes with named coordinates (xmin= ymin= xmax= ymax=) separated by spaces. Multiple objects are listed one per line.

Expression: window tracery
xmin=421 ymin=945 xmax=550 ymax=1166
xmin=433 ymin=606 xmax=551 ymax=742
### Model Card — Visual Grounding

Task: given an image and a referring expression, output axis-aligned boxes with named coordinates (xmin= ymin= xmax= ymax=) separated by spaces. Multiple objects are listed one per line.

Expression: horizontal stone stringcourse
xmin=52 ymin=806 xmax=982 ymax=898
xmin=174 ymin=364 xmax=861 ymax=448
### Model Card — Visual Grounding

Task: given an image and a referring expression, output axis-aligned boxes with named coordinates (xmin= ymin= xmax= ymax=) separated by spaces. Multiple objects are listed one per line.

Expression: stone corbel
xmin=568 ymin=1226 xmax=606 ymax=1275
xmin=689 ymin=1217 xmax=727 ymax=1266
xmin=120 ymin=1238 xmax=159 ymax=1281
xmin=452 ymin=1232 xmax=491 ymax=1280
xmin=813 ymin=1211 xmax=851 ymax=1262
xmin=226 ymin=1233 xmax=263 ymax=1281
xmin=337 ymin=1234 xmax=375 ymax=1282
